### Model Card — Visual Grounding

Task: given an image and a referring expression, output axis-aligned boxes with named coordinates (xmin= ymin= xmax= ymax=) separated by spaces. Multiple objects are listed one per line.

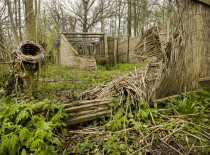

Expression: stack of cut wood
xmin=134 ymin=27 xmax=164 ymax=62
xmin=64 ymin=98 xmax=111 ymax=125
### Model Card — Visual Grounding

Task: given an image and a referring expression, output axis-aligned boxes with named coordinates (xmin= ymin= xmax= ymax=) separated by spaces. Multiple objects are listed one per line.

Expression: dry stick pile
xmin=65 ymin=26 xmax=209 ymax=154
xmin=81 ymin=27 xmax=164 ymax=104
xmin=81 ymin=62 xmax=162 ymax=104
xmin=134 ymin=27 xmax=164 ymax=63
xmin=81 ymin=65 xmax=150 ymax=101
xmin=65 ymin=111 xmax=210 ymax=154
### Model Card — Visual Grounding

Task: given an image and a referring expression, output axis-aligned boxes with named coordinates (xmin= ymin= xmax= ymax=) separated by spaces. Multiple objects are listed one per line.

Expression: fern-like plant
xmin=0 ymin=96 xmax=68 ymax=155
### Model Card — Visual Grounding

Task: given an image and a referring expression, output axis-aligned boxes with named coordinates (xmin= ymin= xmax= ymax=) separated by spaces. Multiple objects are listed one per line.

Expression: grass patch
xmin=36 ymin=62 xmax=147 ymax=100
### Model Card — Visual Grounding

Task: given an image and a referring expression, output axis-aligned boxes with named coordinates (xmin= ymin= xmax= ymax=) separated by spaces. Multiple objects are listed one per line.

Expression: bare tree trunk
xmin=34 ymin=0 xmax=37 ymax=17
xmin=127 ymin=0 xmax=131 ymax=36
xmin=117 ymin=0 xmax=122 ymax=40
xmin=134 ymin=0 xmax=137 ymax=36
xmin=127 ymin=0 xmax=131 ymax=62
xmin=36 ymin=0 xmax=41 ymax=43
xmin=69 ymin=17 xmax=77 ymax=32
xmin=18 ymin=0 xmax=22 ymax=41
xmin=114 ymin=0 xmax=117 ymax=37
xmin=6 ymin=0 xmax=20 ymax=45
xmin=24 ymin=0 xmax=36 ymax=41
xmin=83 ymin=0 xmax=88 ymax=32
xmin=167 ymin=0 xmax=172 ymax=42
xmin=0 ymin=16 xmax=5 ymax=61
xmin=14 ymin=0 xmax=18 ymax=28
xmin=141 ymin=0 xmax=147 ymax=35
xmin=100 ymin=0 xmax=104 ymax=33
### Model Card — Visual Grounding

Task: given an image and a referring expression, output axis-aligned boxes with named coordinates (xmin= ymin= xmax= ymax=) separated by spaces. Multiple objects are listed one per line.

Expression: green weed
xmin=73 ymin=88 xmax=210 ymax=154
xmin=0 ymin=93 xmax=68 ymax=155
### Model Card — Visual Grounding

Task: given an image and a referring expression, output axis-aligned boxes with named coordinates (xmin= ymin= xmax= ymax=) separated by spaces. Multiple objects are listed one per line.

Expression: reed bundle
xmin=81 ymin=60 xmax=163 ymax=103
xmin=134 ymin=27 xmax=164 ymax=62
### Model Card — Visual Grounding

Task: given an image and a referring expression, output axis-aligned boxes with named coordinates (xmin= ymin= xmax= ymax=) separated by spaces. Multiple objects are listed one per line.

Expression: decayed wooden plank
xmin=69 ymin=107 xmax=110 ymax=118
xmin=66 ymin=110 xmax=110 ymax=125
xmin=63 ymin=98 xmax=111 ymax=125
xmin=64 ymin=98 xmax=110 ymax=108
xmin=65 ymin=101 xmax=110 ymax=113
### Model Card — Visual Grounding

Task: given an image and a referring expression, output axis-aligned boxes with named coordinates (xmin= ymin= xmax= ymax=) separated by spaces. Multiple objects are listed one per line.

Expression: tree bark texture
xmin=24 ymin=0 xmax=36 ymax=41
xmin=83 ymin=0 xmax=88 ymax=32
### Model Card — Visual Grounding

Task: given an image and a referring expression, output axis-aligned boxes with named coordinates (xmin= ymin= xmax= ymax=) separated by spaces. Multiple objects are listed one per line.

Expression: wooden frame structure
xmin=59 ymin=32 xmax=116 ymax=70
xmin=61 ymin=32 xmax=108 ymax=57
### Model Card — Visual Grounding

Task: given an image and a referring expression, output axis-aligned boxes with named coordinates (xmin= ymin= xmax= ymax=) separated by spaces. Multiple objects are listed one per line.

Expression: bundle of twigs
xmin=81 ymin=65 xmax=149 ymax=101
xmin=81 ymin=61 xmax=163 ymax=103
xmin=134 ymin=27 xmax=163 ymax=62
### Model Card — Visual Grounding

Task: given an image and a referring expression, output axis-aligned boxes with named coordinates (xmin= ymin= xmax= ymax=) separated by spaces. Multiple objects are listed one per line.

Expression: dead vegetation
xmin=64 ymin=89 xmax=210 ymax=154
xmin=81 ymin=61 xmax=163 ymax=103
xmin=134 ymin=27 xmax=166 ymax=63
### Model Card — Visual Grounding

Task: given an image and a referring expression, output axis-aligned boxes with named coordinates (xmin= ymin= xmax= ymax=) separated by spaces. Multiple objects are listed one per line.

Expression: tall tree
xmin=0 ymin=16 xmax=5 ymax=61
xmin=67 ymin=0 xmax=114 ymax=32
xmin=127 ymin=0 xmax=131 ymax=36
xmin=140 ymin=0 xmax=147 ymax=35
xmin=6 ymin=0 xmax=19 ymax=45
xmin=127 ymin=0 xmax=131 ymax=62
xmin=100 ymin=0 xmax=104 ymax=33
xmin=133 ymin=0 xmax=137 ymax=36
xmin=36 ymin=0 xmax=41 ymax=43
xmin=24 ymin=0 xmax=36 ymax=41
xmin=167 ymin=0 xmax=172 ymax=42
xmin=117 ymin=0 xmax=125 ymax=41
xmin=18 ymin=0 xmax=22 ymax=41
